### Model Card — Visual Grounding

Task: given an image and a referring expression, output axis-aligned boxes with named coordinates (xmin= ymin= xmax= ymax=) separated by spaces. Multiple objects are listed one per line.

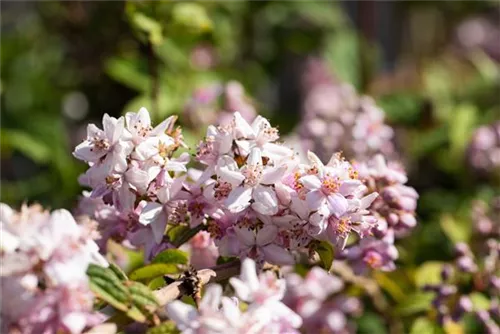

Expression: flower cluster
xmin=338 ymin=155 xmax=418 ymax=275
xmin=0 ymin=203 xmax=107 ymax=334
xmin=166 ymin=258 xmax=302 ymax=333
xmin=298 ymin=58 xmax=395 ymax=163
xmin=467 ymin=122 xmax=500 ymax=176
xmin=75 ymin=108 xmax=380 ymax=268
xmin=73 ymin=109 xmax=190 ymax=259
xmin=471 ymin=196 xmax=500 ymax=238
xmin=183 ymin=81 xmax=256 ymax=130
xmin=423 ymin=241 xmax=499 ymax=333
xmin=194 ymin=111 xmax=378 ymax=266
xmin=282 ymin=267 xmax=361 ymax=333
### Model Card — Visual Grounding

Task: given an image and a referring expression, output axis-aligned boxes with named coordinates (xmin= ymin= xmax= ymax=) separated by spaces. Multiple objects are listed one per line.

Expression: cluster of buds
xmin=298 ymin=58 xmax=395 ymax=162
xmin=166 ymin=258 xmax=302 ymax=333
xmin=195 ymin=111 xmax=378 ymax=266
xmin=282 ymin=267 xmax=361 ymax=333
xmin=0 ymin=203 xmax=107 ymax=334
xmin=471 ymin=196 xmax=500 ymax=237
xmin=183 ymin=81 xmax=256 ymax=131
xmin=338 ymin=155 xmax=418 ymax=275
xmin=73 ymin=108 xmax=190 ymax=259
xmin=467 ymin=122 xmax=500 ymax=177
xmin=423 ymin=241 xmax=499 ymax=333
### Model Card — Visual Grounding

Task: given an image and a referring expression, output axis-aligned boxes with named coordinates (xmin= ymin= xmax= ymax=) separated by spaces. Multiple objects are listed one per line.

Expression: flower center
xmin=214 ymin=181 xmax=232 ymax=200
xmin=321 ymin=175 xmax=340 ymax=194
xmin=363 ymin=251 xmax=383 ymax=268
xmin=92 ymin=137 xmax=109 ymax=151
xmin=243 ymin=165 xmax=263 ymax=187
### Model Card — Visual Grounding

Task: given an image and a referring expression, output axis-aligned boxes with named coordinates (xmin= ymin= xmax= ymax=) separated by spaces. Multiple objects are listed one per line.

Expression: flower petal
xmin=306 ymin=189 xmax=326 ymax=211
xmin=251 ymin=185 xmax=278 ymax=215
xmin=261 ymin=244 xmax=295 ymax=265
xmin=256 ymin=224 xmax=278 ymax=246
xmin=327 ymin=193 xmax=348 ymax=218
xmin=300 ymin=175 xmax=322 ymax=190
xmin=225 ymin=186 xmax=252 ymax=213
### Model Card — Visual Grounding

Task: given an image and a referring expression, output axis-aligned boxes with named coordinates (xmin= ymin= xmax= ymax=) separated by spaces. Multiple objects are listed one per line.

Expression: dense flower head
xmin=355 ymin=155 xmax=418 ymax=238
xmin=0 ymin=203 xmax=107 ymax=334
xmin=183 ymin=81 xmax=256 ymax=130
xmin=467 ymin=122 xmax=500 ymax=176
xmin=166 ymin=258 xmax=302 ymax=334
xmin=282 ymin=266 xmax=361 ymax=334
xmin=74 ymin=108 xmax=191 ymax=260
xmin=471 ymin=196 xmax=500 ymax=238
xmin=194 ymin=111 xmax=379 ymax=267
xmin=298 ymin=57 xmax=395 ymax=163
xmin=74 ymin=108 xmax=381 ymax=268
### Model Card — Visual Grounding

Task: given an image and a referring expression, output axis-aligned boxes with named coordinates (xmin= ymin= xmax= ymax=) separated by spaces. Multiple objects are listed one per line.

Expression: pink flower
xmin=217 ymin=148 xmax=286 ymax=215
xmin=233 ymin=226 xmax=295 ymax=266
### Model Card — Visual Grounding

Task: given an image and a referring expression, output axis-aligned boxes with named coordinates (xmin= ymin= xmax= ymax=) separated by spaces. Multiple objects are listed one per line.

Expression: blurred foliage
xmin=1 ymin=1 xmax=499 ymax=333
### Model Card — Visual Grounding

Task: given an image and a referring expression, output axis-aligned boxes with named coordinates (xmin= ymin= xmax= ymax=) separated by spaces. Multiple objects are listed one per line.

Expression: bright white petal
xmin=300 ymin=175 xmax=322 ymax=190
xmin=225 ymin=187 xmax=252 ymax=213
xmin=166 ymin=301 xmax=198 ymax=329
xmin=138 ymin=202 xmax=163 ymax=226
xmin=260 ymin=165 xmax=286 ymax=185
xmin=251 ymin=186 xmax=278 ymax=215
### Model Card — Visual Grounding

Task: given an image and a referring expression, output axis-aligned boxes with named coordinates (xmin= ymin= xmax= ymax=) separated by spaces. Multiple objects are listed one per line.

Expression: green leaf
xmin=316 ymin=241 xmax=334 ymax=270
xmin=109 ymin=262 xmax=128 ymax=281
xmin=129 ymin=263 xmax=180 ymax=281
xmin=86 ymin=264 xmax=130 ymax=312
xmin=440 ymin=214 xmax=471 ymax=244
xmin=469 ymin=293 xmax=490 ymax=311
xmin=147 ymin=321 xmax=180 ymax=334
xmin=167 ymin=224 xmax=206 ymax=247
xmin=105 ymin=58 xmax=149 ymax=92
xmin=148 ymin=276 xmax=167 ymax=290
xmin=131 ymin=12 xmax=163 ymax=45
xmin=415 ymin=262 xmax=445 ymax=287
xmin=449 ymin=104 xmax=477 ymax=158
xmin=171 ymin=3 xmax=212 ymax=34
xmin=411 ymin=317 xmax=444 ymax=334
xmin=395 ymin=292 xmax=434 ymax=316
xmin=1 ymin=129 xmax=51 ymax=163
xmin=356 ymin=312 xmax=388 ymax=334
xmin=152 ymin=249 xmax=188 ymax=265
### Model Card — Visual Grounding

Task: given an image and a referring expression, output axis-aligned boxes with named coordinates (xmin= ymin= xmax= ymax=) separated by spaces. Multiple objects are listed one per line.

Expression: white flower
xmin=73 ymin=114 xmax=133 ymax=174
xmin=217 ymin=148 xmax=286 ymax=215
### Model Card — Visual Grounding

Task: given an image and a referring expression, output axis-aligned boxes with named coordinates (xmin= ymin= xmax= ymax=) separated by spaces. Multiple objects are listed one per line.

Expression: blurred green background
xmin=1 ymin=1 xmax=499 ymax=332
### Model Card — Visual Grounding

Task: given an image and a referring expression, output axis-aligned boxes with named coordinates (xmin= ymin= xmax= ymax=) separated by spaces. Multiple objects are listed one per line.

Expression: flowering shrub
xmin=2 ymin=95 xmax=498 ymax=334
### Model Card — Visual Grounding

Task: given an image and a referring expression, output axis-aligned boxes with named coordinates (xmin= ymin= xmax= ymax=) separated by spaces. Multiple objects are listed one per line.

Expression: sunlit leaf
xmin=129 ymin=263 xmax=180 ymax=281
xmin=152 ymin=249 xmax=188 ymax=265
xmin=415 ymin=262 xmax=445 ymax=287
xmin=316 ymin=241 xmax=334 ymax=270
xmin=440 ymin=214 xmax=471 ymax=244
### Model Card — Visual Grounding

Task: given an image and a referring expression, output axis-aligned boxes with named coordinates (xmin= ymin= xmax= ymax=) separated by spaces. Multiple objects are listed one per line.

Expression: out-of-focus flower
xmin=187 ymin=231 xmax=219 ymax=269
xmin=298 ymin=57 xmax=395 ymax=162
xmin=356 ymin=155 xmax=418 ymax=238
xmin=471 ymin=197 xmax=500 ymax=237
xmin=467 ymin=122 xmax=500 ymax=176
xmin=190 ymin=44 xmax=217 ymax=70
xmin=283 ymin=266 xmax=361 ymax=333
xmin=0 ymin=203 xmax=107 ymax=334
xmin=183 ymin=81 xmax=256 ymax=130
xmin=166 ymin=258 xmax=301 ymax=334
